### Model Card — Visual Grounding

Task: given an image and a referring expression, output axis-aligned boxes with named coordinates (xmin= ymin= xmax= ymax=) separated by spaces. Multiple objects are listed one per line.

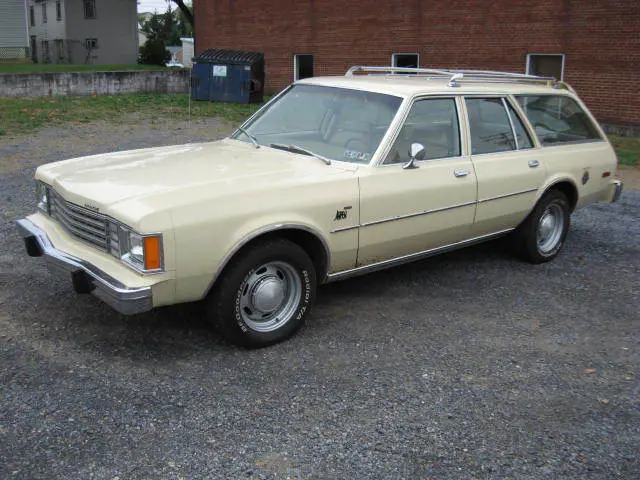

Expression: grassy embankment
xmin=609 ymin=136 xmax=640 ymax=166
xmin=0 ymin=94 xmax=265 ymax=137
xmin=0 ymin=63 xmax=168 ymax=74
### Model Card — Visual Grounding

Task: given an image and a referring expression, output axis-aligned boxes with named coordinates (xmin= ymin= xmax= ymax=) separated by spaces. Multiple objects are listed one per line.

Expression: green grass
xmin=0 ymin=94 xmax=266 ymax=136
xmin=610 ymin=136 xmax=640 ymax=166
xmin=0 ymin=62 xmax=169 ymax=74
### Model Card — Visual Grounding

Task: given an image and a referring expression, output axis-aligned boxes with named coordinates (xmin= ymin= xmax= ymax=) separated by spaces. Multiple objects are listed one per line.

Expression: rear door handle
xmin=454 ymin=169 xmax=471 ymax=177
xmin=528 ymin=160 xmax=540 ymax=168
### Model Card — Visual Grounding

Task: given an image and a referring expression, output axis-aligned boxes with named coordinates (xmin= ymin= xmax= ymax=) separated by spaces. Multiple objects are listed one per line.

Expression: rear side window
xmin=466 ymin=98 xmax=516 ymax=155
xmin=516 ymin=95 xmax=601 ymax=146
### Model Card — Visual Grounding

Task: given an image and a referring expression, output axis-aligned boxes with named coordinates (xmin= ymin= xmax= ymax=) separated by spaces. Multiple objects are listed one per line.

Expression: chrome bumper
xmin=16 ymin=218 xmax=153 ymax=315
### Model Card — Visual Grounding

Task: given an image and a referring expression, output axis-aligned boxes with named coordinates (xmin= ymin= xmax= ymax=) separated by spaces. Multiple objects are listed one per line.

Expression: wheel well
xmin=221 ymin=228 xmax=329 ymax=284
xmin=548 ymin=181 xmax=578 ymax=211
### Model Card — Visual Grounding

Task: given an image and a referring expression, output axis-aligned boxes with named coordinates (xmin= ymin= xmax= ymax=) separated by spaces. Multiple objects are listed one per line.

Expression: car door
xmin=356 ymin=97 xmax=477 ymax=266
xmin=463 ymin=96 xmax=546 ymax=236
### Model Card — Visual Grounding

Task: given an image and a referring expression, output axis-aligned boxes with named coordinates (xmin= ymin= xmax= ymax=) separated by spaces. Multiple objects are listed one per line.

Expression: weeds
xmin=0 ymin=94 xmax=265 ymax=136
xmin=609 ymin=136 xmax=640 ymax=166
xmin=0 ymin=63 xmax=167 ymax=74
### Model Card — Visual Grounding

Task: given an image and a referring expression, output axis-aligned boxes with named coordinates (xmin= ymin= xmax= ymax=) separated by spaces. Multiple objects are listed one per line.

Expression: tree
xmin=139 ymin=39 xmax=171 ymax=65
xmin=139 ymin=8 xmax=175 ymax=65
xmin=174 ymin=6 xmax=194 ymax=37
xmin=141 ymin=5 xmax=192 ymax=46
xmin=169 ymin=1 xmax=193 ymax=31
xmin=141 ymin=8 xmax=175 ymax=43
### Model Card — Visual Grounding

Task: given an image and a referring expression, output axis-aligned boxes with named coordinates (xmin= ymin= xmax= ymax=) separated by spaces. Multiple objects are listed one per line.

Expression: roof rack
xmin=345 ymin=66 xmax=570 ymax=90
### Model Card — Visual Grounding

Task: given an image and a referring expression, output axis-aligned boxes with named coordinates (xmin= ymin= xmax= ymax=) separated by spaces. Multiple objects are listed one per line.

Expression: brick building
xmin=195 ymin=0 xmax=640 ymax=129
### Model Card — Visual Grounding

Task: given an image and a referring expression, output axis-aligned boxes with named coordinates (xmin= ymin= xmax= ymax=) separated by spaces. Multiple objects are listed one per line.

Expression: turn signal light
xmin=143 ymin=236 xmax=162 ymax=270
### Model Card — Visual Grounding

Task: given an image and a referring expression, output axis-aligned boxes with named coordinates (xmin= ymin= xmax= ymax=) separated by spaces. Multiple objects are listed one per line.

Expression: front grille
xmin=49 ymin=190 xmax=109 ymax=251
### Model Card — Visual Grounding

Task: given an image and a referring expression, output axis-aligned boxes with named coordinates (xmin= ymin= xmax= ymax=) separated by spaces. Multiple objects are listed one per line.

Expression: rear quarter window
xmin=516 ymin=95 xmax=602 ymax=146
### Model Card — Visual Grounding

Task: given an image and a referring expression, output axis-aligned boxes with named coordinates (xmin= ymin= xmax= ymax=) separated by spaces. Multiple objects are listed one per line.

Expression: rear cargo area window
xmin=516 ymin=95 xmax=601 ymax=146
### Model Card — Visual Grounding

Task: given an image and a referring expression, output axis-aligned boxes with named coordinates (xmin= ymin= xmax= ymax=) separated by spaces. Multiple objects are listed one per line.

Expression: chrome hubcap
xmin=239 ymin=261 xmax=302 ymax=333
xmin=536 ymin=203 xmax=564 ymax=254
xmin=252 ymin=277 xmax=286 ymax=313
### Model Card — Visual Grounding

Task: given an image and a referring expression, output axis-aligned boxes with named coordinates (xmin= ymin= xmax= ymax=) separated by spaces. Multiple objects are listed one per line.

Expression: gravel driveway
xmin=1 ymin=121 xmax=638 ymax=479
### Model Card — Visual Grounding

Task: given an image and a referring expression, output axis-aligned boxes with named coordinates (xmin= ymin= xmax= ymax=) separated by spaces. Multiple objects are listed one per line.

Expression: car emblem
xmin=334 ymin=210 xmax=347 ymax=221
xmin=582 ymin=171 xmax=590 ymax=185
xmin=84 ymin=203 xmax=100 ymax=213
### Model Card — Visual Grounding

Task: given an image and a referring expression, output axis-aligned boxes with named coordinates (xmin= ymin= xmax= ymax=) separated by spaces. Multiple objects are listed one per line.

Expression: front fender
xmin=169 ymin=177 xmax=359 ymax=303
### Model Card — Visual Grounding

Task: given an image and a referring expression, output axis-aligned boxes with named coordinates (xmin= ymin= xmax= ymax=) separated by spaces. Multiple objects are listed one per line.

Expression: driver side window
xmin=384 ymin=98 xmax=461 ymax=165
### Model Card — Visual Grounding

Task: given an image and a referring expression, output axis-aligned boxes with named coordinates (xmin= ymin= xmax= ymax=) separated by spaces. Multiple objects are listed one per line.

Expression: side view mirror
xmin=403 ymin=142 xmax=425 ymax=170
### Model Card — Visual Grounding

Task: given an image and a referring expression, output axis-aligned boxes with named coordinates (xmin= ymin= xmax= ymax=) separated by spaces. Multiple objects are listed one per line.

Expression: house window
xmin=42 ymin=3 xmax=47 ymax=23
xmin=84 ymin=38 xmax=99 ymax=50
xmin=56 ymin=1 xmax=62 ymax=21
xmin=526 ymin=53 xmax=565 ymax=80
xmin=293 ymin=54 xmax=313 ymax=81
xmin=30 ymin=36 xmax=37 ymax=62
xmin=84 ymin=0 xmax=96 ymax=19
xmin=392 ymin=53 xmax=419 ymax=69
xmin=41 ymin=40 xmax=50 ymax=63
xmin=29 ymin=6 xmax=35 ymax=26
xmin=54 ymin=39 xmax=64 ymax=61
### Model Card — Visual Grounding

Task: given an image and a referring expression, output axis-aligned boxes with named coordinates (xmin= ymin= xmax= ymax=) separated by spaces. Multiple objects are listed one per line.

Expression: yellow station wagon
xmin=17 ymin=66 xmax=623 ymax=347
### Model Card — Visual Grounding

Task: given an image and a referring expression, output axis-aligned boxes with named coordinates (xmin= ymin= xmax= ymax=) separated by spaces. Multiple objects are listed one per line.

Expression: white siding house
xmin=0 ymin=0 xmax=29 ymax=59
xmin=27 ymin=0 xmax=138 ymax=64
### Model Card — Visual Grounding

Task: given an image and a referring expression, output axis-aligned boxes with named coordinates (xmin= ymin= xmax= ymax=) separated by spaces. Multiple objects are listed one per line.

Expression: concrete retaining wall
xmin=0 ymin=70 xmax=190 ymax=98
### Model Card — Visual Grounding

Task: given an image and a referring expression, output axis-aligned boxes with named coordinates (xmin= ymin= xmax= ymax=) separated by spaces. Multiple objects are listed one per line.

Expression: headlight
xmin=36 ymin=181 xmax=50 ymax=215
xmin=108 ymin=222 xmax=163 ymax=273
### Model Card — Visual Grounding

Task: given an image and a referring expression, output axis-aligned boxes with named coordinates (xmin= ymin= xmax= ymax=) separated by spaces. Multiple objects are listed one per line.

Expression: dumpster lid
xmin=194 ymin=49 xmax=264 ymax=65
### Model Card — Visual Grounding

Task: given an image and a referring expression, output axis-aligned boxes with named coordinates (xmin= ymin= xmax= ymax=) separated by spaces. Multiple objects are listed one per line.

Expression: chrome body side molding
xmin=330 ymin=200 xmax=477 ymax=233
xmin=325 ymin=229 xmax=513 ymax=283
xmin=330 ymin=189 xmax=537 ymax=234
xmin=478 ymin=188 xmax=538 ymax=204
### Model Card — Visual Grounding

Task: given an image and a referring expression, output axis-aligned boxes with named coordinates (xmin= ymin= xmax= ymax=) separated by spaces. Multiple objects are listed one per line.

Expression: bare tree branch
xmin=169 ymin=0 xmax=194 ymax=29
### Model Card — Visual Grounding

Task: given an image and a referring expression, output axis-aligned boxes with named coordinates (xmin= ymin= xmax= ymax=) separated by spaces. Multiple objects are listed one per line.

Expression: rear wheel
xmin=206 ymin=239 xmax=316 ymax=348
xmin=512 ymin=190 xmax=570 ymax=263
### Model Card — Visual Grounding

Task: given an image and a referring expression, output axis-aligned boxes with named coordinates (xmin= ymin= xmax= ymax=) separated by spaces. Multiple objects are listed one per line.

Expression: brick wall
xmin=195 ymin=0 xmax=640 ymax=126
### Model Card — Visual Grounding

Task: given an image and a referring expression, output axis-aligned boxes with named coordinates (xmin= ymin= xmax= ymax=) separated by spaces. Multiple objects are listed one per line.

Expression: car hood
xmin=36 ymin=138 xmax=357 ymax=214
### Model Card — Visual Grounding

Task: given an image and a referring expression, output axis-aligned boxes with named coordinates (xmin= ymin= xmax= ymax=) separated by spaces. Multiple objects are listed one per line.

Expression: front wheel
xmin=512 ymin=190 xmax=571 ymax=264
xmin=206 ymin=239 xmax=316 ymax=348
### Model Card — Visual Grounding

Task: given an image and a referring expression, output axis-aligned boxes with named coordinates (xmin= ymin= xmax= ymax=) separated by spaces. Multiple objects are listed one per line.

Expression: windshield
xmin=232 ymin=84 xmax=403 ymax=164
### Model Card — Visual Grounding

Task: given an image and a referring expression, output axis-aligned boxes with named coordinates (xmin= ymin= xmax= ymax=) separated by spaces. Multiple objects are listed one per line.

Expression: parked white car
xmin=17 ymin=66 xmax=623 ymax=347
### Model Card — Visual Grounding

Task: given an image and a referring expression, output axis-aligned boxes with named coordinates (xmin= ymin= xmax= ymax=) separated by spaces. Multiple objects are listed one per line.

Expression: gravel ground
xmin=1 ymin=121 xmax=639 ymax=479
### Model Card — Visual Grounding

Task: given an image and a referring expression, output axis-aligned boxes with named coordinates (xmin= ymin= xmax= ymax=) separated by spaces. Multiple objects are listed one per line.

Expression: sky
xmin=137 ymin=0 xmax=172 ymax=14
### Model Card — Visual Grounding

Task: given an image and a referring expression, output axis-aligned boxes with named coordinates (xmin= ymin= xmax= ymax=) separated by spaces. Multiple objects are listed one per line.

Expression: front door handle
xmin=454 ymin=169 xmax=471 ymax=177
xmin=528 ymin=160 xmax=540 ymax=168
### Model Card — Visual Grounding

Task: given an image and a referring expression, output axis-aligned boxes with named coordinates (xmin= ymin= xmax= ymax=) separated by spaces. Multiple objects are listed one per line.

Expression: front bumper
xmin=16 ymin=218 xmax=153 ymax=315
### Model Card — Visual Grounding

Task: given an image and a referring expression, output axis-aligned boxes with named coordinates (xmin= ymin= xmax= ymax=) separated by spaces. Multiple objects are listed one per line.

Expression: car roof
xmin=298 ymin=75 xmax=571 ymax=99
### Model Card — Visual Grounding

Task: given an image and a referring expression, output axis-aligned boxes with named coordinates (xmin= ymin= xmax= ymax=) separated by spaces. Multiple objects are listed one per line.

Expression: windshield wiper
xmin=236 ymin=127 xmax=260 ymax=149
xmin=269 ymin=143 xmax=332 ymax=165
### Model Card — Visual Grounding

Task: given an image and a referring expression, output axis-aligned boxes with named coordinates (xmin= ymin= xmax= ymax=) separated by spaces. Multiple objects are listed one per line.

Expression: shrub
xmin=139 ymin=39 xmax=171 ymax=66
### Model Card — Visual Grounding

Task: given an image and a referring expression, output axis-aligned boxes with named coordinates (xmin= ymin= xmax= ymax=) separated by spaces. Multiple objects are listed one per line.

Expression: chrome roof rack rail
xmin=345 ymin=66 xmax=565 ymax=89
